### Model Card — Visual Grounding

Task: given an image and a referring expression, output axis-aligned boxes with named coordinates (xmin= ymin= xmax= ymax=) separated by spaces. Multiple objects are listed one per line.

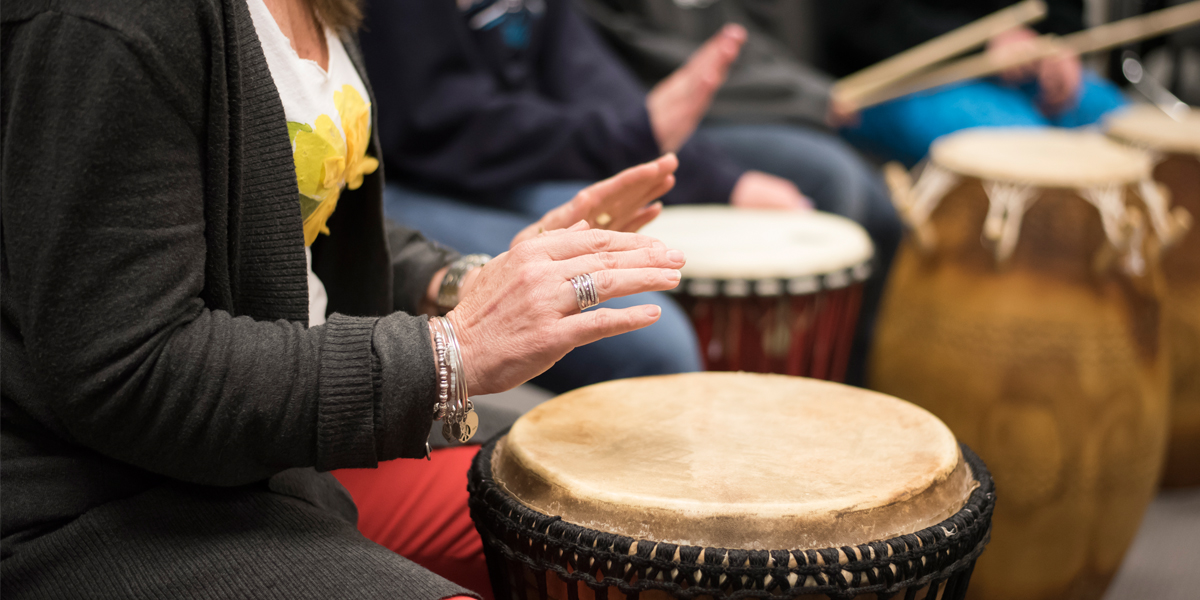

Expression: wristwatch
xmin=436 ymin=254 xmax=491 ymax=310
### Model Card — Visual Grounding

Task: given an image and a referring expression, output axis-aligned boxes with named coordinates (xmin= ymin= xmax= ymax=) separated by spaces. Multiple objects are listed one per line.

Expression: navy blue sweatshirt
xmin=360 ymin=0 xmax=744 ymax=205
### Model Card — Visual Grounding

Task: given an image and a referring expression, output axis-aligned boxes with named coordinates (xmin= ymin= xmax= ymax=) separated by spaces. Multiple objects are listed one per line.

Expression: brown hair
xmin=311 ymin=0 xmax=363 ymax=33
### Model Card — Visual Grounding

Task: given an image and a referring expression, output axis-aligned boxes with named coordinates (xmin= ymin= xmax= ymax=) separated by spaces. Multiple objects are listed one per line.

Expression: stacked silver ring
xmin=570 ymin=273 xmax=599 ymax=311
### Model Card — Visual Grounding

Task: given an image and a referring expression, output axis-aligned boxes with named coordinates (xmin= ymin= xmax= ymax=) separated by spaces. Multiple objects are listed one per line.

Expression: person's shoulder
xmin=3 ymin=0 xmax=220 ymax=51
xmin=4 ymin=0 xmax=224 ymax=93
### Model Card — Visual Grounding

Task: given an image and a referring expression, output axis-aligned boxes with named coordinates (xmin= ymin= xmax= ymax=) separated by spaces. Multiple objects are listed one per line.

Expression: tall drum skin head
xmin=931 ymin=128 xmax=1152 ymax=187
xmin=638 ymin=206 xmax=874 ymax=281
xmin=1106 ymin=105 xmax=1200 ymax=156
xmin=492 ymin=372 xmax=976 ymax=550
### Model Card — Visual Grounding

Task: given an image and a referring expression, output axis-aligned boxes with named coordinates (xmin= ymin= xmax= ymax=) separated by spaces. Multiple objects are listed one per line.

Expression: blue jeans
xmin=841 ymin=72 xmax=1129 ymax=167
xmin=386 ymin=182 xmax=704 ymax=394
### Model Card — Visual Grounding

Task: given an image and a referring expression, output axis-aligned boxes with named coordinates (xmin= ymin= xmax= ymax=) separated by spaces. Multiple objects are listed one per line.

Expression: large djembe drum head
xmin=468 ymin=373 xmax=994 ymax=600
xmin=639 ymin=208 xmax=874 ymax=379
xmin=1106 ymin=105 xmax=1200 ymax=487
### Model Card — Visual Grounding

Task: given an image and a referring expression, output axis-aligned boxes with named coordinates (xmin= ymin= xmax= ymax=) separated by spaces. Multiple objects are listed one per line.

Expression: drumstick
xmin=832 ymin=0 xmax=1047 ymax=107
xmin=851 ymin=1 xmax=1200 ymax=110
xmin=851 ymin=36 xmax=1064 ymax=109
xmin=1067 ymin=0 xmax=1200 ymax=55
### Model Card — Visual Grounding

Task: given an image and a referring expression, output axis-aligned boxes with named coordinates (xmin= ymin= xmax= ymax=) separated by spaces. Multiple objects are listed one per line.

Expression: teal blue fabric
xmin=841 ymin=72 xmax=1128 ymax=167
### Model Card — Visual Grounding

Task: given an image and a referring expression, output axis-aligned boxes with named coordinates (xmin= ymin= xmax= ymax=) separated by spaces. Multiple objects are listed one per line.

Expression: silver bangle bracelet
xmin=428 ymin=316 xmax=478 ymax=444
xmin=440 ymin=315 xmax=471 ymax=415
xmin=431 ymin=329 xmax=449 ymax=421
xmin=436 ymin=254 xmax=491 ymax=310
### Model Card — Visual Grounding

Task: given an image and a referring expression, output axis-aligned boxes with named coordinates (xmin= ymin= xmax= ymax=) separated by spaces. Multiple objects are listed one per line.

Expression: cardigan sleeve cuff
xmin=371 ymin=312 xmax=440 ymax=461
xmin=314 ymin=312 xmax=438 ymax=470
xmin=316 ymin=314 xmax=384 ymax=470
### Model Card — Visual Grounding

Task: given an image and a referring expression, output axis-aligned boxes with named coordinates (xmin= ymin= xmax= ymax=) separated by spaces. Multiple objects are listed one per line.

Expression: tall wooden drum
xmin=1106 ymin=105 xmax=1200 ymax=487
xmin=640 ymin=207 xmax=874 ymax=380
xmin=468 ymin=372 xmax=995 ymax=600
xmin=872 ymin=129 xmax=1170 ymax=600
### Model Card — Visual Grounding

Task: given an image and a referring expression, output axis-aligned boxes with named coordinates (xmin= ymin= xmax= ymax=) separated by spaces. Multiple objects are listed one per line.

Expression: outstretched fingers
xmin=617 ymin=201 xmax=664 ymax=233
xmin=685 ymin=24 xmax=746 ymax=86
xmin=559 ymin=245 xmax=684 ymax=275
xmin=584 ymin=155 xmax=678 ymax=222
xmin=533 ymin=228 xmax=665 ymax=261
xmin=558 ymin=305 xmax=663 ymax=348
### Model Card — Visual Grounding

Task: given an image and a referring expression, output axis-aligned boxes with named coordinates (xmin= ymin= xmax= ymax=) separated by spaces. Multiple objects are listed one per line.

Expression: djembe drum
xmin=468 ymin=372 xmax=995 ymax=600
xmin=872 ymin=129 xmax=1170 ymax=600
xmin=639 ymin=207 xmax=874 ymax=380
xmin=1106 ymin=105 xmax=1199 ymax=487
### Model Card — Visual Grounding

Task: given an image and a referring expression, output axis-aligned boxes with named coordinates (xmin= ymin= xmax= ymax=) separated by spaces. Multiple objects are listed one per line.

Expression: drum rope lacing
xmin=908 ymin=164 xmax=960 ymax=228
xmin=1078 ymin=184 xmax=1146 ymax=276
xmin=890 ymin=163 xmax=960 ymax=252
xmin=898 ymin=163 xmax=1161 ymax=275
xmin=467 ymin=441 xmax=995 ymax=600
xmin=1135 ymin=178 xmax=1189 ymax=248
xmin=981 ymin=181 xmax=1038 ymax=264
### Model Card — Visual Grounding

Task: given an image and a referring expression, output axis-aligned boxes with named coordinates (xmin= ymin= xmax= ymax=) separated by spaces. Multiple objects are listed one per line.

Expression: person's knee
xmin=806 ymin=146 xmax=883 ymax=224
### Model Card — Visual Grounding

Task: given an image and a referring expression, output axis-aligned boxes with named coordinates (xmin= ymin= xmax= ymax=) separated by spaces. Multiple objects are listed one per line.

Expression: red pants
xmin=333 ymin=446 xmax=490 ymax=600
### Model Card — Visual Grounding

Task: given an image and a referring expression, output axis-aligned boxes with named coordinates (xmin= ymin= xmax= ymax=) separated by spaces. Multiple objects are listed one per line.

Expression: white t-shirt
xmin=246 ymin=0 xmax=379 ymax=327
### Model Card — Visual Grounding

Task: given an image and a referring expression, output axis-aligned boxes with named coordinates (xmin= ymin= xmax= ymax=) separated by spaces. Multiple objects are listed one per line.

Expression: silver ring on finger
xmin=570 ymin=272 xmax=599 ymax=312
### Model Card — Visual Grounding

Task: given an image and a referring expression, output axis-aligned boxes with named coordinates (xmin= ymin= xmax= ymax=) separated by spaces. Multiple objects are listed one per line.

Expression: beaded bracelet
xmin=432 ymin=329 xmax=449 ymax=422
xmin=428 ymin=316 xmax=478 ymax=444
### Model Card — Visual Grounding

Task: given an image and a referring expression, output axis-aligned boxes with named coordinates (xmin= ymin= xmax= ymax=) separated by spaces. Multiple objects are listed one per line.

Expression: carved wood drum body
xmin=468 ymin=373 xmax=995 ymax=600
xmin=1106 ymin=105 xmax=1200 ymax=487
xmin=871 ymin=129 xmax=1170 ymax=600
xmin=640 ymin=207 xmax=874 ymax=381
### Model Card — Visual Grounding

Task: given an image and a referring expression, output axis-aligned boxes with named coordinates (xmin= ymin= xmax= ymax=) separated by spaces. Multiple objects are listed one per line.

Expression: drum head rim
xmin=491 ymin=373 xmax=975 ymax=550
xmin=675 ymin=260 xmax=874 ymax=298
xmin=930 ymin=127 xmax=1153 ymax=188
xmin=1105 ymin=104 xmax=1200 ymax=156
xmin=639 ymin=206 xmax=876 ymax=281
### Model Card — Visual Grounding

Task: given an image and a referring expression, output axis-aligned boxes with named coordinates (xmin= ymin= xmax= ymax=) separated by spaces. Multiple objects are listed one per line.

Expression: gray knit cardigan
xmin=1 ymin=0 xmax=474 ymax=597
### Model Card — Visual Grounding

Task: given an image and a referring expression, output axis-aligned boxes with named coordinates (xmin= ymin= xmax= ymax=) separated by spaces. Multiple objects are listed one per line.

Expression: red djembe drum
xmin=640 ymin=207 xmax=874 ymax=381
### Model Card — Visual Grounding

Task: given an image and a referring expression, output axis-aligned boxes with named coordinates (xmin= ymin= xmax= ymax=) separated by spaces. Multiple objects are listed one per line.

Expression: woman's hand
xmin=646 ymin=24 xmax=746 ymax=153
xmin=448 ymin=221 xmax=686 ymax=396
xmin=510 ymin=154 xmax=679 ymax=250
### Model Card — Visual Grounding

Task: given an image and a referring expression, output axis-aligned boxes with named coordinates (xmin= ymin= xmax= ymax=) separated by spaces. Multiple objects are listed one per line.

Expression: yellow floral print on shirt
xmin=289 ymin=85 xmax=380 ymax=246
